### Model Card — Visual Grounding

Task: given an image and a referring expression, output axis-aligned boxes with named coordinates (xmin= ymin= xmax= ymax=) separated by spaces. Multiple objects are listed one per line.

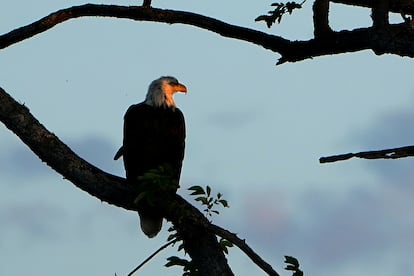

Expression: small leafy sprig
xmin=255 ymin=1 xmax=306 ymax=28
xmin=164 ymin=226 xmax=199 ymax=276
xmin=133 ymin=164 xmax=179 ymax=206
xmin=188 ymin=185 xmax=229 ymax=219
xmin=284 ymin=256 xmax=304 ymax=276
xmin=218 ymin=237 xmax=234 ymax=255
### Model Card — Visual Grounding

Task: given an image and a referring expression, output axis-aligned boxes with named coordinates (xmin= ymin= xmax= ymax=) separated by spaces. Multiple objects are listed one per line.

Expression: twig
xmin=319 ymin=145 xmax=414 ymax=163
xmin=210 ymin=224 xmax=280 ymax=276
xmin=128 ymin=239 xmax=177 ymax=276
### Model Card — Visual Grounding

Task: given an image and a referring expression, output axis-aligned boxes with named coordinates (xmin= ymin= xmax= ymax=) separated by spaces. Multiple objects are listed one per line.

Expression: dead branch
xmin=319 ymin=145 xmax=414 ymax=163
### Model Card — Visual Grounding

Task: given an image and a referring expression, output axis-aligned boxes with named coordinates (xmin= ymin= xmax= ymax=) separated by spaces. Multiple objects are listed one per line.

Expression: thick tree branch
xmin=319 ymin=145 xmax=414 ymax=163
xmin=0 ymin=86 xmax=233 ymax=276
xmin=331 ymin=0 xmax=414 ymax=16
xmin=1 ymin=4 xmax=414 ymax=65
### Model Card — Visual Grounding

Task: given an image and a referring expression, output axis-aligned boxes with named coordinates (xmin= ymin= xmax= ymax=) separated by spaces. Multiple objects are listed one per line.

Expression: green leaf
xmin=206 ymin=185 xmax=211 ymax=197
xmin=133 ymin=191 xmax=148 ymax=205
xmin=165 ymin=256 xmax=191 ymax=268
xmin=195 ymin=196 xmax=208 ymax=205
xmin=284 ymin=256 xmax=300 ymax=267
xmin=188 ymin=185 xmax=205 ymax=195
xmin=219 ymin=199 xmax=229 ymax=208
xmin=284 ymin=256 xmax=303 ymax=275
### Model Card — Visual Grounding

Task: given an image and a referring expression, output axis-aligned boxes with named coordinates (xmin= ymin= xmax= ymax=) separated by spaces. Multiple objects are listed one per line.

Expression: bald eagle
xmin=114 ymin=76 xmax=187 ymax=238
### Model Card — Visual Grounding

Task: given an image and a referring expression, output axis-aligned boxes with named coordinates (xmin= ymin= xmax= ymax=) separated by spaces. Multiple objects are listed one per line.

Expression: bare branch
xmin=319 ymin=145 xmax=414 ymax=163
xmin=210 ymin=224 xmax=280 ymax=276
xmin=372 ymin=0 xmax=389 ymax=28
xmin=0 ymin=86 xmax=233 ymax=276
xmin=313 ymin=0 xmax=332 ymax=37
xmin=1 ymin=4 xmax=414 ymax=65
xmin=128 ymin=239 xmax=176 ymax=276
xmin=331 ymin=0 xmax=414 ymax=16
xmin=142 ymin=0 xmax=152 ymax=7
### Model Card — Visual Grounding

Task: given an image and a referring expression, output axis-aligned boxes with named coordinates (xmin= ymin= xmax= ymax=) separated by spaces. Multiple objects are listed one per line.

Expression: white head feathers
xmin=145 ymin=76 xmax=187 ymax=109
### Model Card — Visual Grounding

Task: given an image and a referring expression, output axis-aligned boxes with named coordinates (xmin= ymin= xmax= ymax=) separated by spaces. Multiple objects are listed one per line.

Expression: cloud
xmin=205 ymin=110 xmax=259 ymax=130
xmin=233 ymin=105 xmax=414 ymax=275
xmin=0 ymin=201 xmax=67 ymax=241
xmin=0 ymin=135 xmax=124 ymax=181
xmin=236 ymin=183 xmax=414 ymax=276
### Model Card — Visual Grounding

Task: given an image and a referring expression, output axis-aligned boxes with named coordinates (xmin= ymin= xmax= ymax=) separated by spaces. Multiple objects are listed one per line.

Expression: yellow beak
xmin=174 ymin=83 xmax=187 ymax=94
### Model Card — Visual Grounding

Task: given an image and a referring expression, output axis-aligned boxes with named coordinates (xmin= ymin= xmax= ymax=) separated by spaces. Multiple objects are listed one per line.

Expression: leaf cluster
xmin=165 ymin=256 xmax=199 ymax=276
xmin=133 ymin=164 xmax=179 ymax=206
xmin=164 ymin=186 xmax=232 ymax=275
xmin=284 ymin=256 xmax=303 ymax=276
xmin=188 ymin=185 xmax=229 ymax=219
xmin=165 ymin=226 xmax=199 ymax=275
xmin=255 ymin=1 xmax=305 ymax=28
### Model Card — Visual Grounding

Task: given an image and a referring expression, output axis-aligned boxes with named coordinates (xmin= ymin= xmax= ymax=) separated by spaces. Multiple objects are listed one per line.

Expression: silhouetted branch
xmin=331 ymin=0 xmax=414 ymax=15
xmin=1 ymin=4 xmax=414 ymax=64
xmin=313 ymin=0 xmax=332 ymax=37
xmin=210 ymin=224 xmax=280 ymax=276
xmin=319 ymin=145 xmax=414 ymax=163
xmin=128 ymin=239 xmax=176 ymax=276
xmin=0 ymin=86 xmax=233 ymax=276
xmin=372 ymin=0 xmax=389 ymax=27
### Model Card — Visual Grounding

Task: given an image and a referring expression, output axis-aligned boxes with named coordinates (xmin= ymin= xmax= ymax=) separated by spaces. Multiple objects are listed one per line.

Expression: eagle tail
xmin=138 ymin=212 xmax=162 ymax=238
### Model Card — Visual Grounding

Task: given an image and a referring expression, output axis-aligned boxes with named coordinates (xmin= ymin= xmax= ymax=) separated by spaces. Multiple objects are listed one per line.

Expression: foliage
xmin=133 ymin=164 xmax=179 ymax=206
xmin=164 ymin=186 xmax=231 ymax=275
xmin=255 ymin=1 xmax=306 ymax=28
xmin=284 ymin=256 xmax=304 ymax=276
xmin=165 ymin=256 xmax=199 ymax=276
xmin=218 ymin=237 xmax=234 ymax=255
xmin=188 ymin=185 xmax=229 ymax=219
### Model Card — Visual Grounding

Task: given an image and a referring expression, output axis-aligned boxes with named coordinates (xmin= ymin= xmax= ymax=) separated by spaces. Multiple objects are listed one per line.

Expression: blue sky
xmin=1 ymin=1 xmax=414 ymax=275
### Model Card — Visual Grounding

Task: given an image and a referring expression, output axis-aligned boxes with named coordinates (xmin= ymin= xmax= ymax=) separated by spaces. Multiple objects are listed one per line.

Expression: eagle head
xmin=145 ymin=76 xmax=187 ymax=109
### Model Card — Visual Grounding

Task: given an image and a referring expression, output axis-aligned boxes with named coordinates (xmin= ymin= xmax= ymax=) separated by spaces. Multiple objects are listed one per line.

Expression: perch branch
xmin=0 ymin=86 xmax=282 ymax=275
xmin=1 ymin=4 xmax=414 ymax=64
xmin=319 ymin=145 xmax=414 ymax=163
xmin=0 ymin=86 xmax=233 ymax=276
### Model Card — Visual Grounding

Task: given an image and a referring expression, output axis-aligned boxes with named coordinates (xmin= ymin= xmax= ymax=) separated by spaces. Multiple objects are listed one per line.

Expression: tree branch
xmin=319 ymin=145 xmax=414 ymax=163
xmin=210 ymin=224 xmax=280 ymax=276
xmin=0 ymin=86 xmax=233 ymax=276
xmin=331 ymin=0 xmax=414 ymax=16
xmin=372 ymin=0 xmax=389 ymax=28
xmin=1 ymin=4 xmax=414 ymax=64
xmin=313 ymin=0 xmax=332 ymax=37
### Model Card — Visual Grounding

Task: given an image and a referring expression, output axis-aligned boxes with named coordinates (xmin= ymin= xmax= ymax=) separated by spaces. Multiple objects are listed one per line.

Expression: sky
xmin=1 ymin=1 xmax=414 ymax=275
